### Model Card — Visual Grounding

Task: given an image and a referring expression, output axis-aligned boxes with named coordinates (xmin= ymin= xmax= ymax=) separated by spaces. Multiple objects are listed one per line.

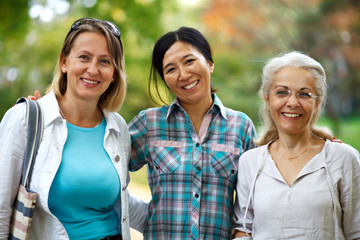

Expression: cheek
xmin=163 ymin=76 xmax=175 ymax=89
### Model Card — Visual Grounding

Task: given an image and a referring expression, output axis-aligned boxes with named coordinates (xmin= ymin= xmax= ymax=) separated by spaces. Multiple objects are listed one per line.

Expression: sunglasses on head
xmin=71 ymin=18 xmax=121 ymax=40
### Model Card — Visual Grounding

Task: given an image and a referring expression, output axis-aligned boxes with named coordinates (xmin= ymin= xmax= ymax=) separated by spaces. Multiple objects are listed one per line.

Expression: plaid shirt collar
xmin=166 ymin=93 xmax=228 ymax=120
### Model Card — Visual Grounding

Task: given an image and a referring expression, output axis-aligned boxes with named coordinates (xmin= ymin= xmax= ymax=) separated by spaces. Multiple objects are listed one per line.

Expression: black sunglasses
xmin=71 ymin=18 xmax=121 ymax=40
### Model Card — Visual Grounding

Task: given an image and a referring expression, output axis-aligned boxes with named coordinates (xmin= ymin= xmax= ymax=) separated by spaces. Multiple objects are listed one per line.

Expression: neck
xmin=276 ymin=131 xmax=315 ymax=161
xmin=180 ymin=96 xmax=213 ymax=134
xmin=58 ymin=96 xmax=103 ymax=128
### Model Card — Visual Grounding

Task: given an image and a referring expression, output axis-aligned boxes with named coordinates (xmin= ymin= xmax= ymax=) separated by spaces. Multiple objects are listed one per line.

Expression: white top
xmin=233 ymin=140 xmax=360 ymax=240
xmin=0 ymin=91 xmax=148 ymax=240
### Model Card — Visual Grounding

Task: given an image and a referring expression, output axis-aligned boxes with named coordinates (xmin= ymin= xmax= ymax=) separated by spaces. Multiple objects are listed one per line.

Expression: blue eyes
xmin=78 ymin=55 xmax=111 ymax=65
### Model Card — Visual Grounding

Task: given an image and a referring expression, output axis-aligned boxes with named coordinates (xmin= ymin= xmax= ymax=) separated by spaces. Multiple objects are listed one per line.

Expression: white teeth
xmin=283 ymin=113 xmax=300 ymax=118
xmin=183 ymin=80 xmax=198 ymax=89
xmin=82 ymin=78 xmax=99 ymax=84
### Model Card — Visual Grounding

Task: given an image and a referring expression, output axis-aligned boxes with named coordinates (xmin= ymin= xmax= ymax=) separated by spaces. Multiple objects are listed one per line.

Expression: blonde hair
xmin=47 ymin=20 xmax=126 ymax=112
xmin=256 ymin=51 xmax=333 ymax=145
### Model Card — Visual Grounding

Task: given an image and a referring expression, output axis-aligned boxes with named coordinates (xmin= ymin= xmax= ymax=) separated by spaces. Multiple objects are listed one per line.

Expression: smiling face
xmin=265 ymin=66 xmax=321 ymax=136
xmin=61 ymin=31 xmax=115 ymax=103
xmin=162 ymin=41 xmax=214 ymax=109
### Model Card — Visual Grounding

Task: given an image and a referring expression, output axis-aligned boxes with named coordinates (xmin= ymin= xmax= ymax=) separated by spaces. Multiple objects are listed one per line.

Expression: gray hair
xmin=256 ymin=51 xmax=332 ymax=145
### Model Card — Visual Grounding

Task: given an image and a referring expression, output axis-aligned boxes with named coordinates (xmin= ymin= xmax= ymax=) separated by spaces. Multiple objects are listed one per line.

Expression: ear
xmin=315 ymin=98 xmax=321 ymax=109
xmin=264 ymin=93 xmax=270 ymax=111
xmin=209 ymin=62 xmax=214 ymax=74
xmin=60 ymin=53 xmax=67 ymax=73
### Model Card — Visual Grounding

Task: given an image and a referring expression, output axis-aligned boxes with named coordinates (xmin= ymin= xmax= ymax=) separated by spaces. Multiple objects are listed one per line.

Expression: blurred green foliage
xmin=0 ymin=0 xmax=359 ymax=150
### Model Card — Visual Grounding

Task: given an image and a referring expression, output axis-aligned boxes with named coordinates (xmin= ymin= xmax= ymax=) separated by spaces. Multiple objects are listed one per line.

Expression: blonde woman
xmin=0 ymin=18 xmax=147 ymax=240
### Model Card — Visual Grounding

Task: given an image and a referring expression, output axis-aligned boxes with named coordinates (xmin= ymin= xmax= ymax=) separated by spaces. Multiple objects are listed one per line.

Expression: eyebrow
xmin=76 ymin=50 xmax=112 ymax=58
xmin=163 ymin=54 xmax=195 ymax=71
xmin=274 ymin=85 xmax=312 ymax=91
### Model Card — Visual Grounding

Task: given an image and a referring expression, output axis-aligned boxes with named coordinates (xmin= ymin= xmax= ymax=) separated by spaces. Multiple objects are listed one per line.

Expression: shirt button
xmin=196 ymin=166 xmax=201 ymax=171
xmin=195 ymin=193 xmax=199 ymax=198
xmin=231 ymin=169 xmax=235 ymax=174
xmin=155 ymin=165 xmax=160 ymax=170
xmin=114 ymin=155 xmax=120 ymax=162
xmin=122 ymin=186 xmax=126 ymax=191
xmin=195 ymin=143 xmax=200 ymax=147
xmin=122 ymin=216 xmax=127 ymax=222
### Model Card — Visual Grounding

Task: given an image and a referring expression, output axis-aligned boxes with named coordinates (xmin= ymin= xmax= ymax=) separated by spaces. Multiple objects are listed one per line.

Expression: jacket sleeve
xmin=0 ymin=104 xmax=27 ymax=238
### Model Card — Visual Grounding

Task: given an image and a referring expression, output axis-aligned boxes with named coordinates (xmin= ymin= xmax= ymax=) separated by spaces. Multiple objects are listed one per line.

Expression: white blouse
xmin=233 ymin=140 xmax=360 ymax=240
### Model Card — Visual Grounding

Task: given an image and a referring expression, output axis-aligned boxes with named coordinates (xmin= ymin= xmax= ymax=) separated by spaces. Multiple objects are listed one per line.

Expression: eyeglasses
xmin=270 ymin=89 xmax=318 ymax=101
xmin=71 ymin=18 xmax=121 ymax=40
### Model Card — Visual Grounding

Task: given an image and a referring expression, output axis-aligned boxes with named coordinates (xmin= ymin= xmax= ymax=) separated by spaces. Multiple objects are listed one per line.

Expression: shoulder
xmin=105 ymin=111 xmax=129 ymax=135
xmin=324 ymin=140 xmax=360 ymax=169
xmin=223 ymin=106 xmax=255 ymax=128
xmin=240 ymin=145 xmax=267 ymax=159
xmin=239 ymin=145 xmax=268 ymax=167
xmin=1 ymin=101 xmax=27 ymax=125
xmin=109 ymin=111 xmax=126 ymax=124
xmin=325 ymin=140 xmax=359 ymax=158
xmin=129 ymin=106 xmax=165 ymax=125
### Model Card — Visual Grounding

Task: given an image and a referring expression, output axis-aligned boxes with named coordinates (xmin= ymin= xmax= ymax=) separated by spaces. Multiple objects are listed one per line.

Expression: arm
xmin=128 ymin=111 xmax=149 ymax=172
xmin=128 ymin=192 xmax=149 ymax=233
xmin=243 ymin=115 xmax=257 ymax=151
xmin=232 ymin=153 xmax=255 ymax=238
xmin=339 ymin=147 xmax=360 ymax=239
xmin=0 ymin=104 xmax=27 ymax=238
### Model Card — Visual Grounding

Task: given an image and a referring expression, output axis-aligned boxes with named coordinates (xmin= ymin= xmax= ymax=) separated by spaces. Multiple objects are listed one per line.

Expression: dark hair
xmin=149 ymin=26 xmax=215 ymax=105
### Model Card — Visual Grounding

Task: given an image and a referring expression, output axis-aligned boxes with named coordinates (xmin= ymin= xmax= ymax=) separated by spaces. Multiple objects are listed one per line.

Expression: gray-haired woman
xmin=232 ymin=51 xmax=360 ymax=240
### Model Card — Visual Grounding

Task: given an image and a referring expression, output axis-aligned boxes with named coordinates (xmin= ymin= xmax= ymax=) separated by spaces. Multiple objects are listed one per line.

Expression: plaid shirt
xmin=129 ymin=94 xmax=256 ymax=240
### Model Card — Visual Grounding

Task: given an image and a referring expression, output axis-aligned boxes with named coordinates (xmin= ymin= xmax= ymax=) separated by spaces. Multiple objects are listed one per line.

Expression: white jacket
xmin=0 ymin=91 xmax=148 ymax=240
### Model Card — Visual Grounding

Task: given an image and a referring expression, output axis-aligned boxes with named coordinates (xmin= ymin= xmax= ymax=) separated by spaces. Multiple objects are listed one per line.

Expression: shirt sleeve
xmin=128 ymin=110 xmax=148 ymax=172
xmin=338 ymin=145 xmax=360 ymax=239
xmin=0 ymin=104 xmax=27 ymax=238
xmin=233 ymin=152 xmax=255 ymax=234
xmin=240 ymin=113 xmax=257 ymax=152
xmin=128 ymin=192 xmax=149 ymax=233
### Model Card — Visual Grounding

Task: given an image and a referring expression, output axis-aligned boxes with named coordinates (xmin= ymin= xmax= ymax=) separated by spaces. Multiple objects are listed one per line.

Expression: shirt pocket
xmin=149 ymin=140 xmax=183 ymax=174
xmin=211 ymin=143 xmax=240 ymax=178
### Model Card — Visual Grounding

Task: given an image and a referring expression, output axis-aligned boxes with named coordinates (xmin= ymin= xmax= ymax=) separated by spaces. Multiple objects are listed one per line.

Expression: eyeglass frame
xmin=70 ymin=18 xmax=121 ymax=40
xmin=269 ymin=88 xmax=319 ymax=101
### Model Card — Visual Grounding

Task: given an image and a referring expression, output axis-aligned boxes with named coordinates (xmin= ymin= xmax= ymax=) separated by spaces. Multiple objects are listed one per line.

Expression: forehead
xmin=272 ymin=66 xmax=315 ymax=89
xmin=163 ymin=41 xmax=203 ymax=64
xmin=71 ymin=31 xmax=109 ymax=52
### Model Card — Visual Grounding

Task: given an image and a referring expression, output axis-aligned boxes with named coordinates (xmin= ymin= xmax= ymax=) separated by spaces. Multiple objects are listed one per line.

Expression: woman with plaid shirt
xmin=129 ymin=27 xmax=256 ymax=240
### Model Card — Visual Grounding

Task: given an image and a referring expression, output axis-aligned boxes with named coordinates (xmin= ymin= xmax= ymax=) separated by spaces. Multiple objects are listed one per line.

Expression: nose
xmin=286 ymin=92 xmax=299 ymax=107
xmin=178 ymin=66 xmax=190 ymax=81
xmin=87 ymin=61 xmax=99 ymax=75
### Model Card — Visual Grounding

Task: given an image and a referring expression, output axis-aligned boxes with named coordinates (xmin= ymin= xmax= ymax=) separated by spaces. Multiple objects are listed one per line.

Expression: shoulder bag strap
xmin=16 ymin=97 xmax=44 ymax=189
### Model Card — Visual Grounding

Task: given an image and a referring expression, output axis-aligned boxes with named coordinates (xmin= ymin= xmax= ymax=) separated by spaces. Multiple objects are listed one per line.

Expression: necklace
xmin=276 ymin=138 xmax=314 ymax=162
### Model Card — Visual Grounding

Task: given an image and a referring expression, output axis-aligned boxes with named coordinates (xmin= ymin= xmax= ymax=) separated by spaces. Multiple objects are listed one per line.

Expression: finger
xmin=27 ymin=95 xmax=36 ymax=100
xmin=34 ymin=90 xmax=41 ymax=100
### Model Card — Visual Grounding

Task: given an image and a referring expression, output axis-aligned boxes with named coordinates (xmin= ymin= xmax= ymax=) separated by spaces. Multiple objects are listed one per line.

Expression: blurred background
xmin=1 ymin=0 xmax=359 ymax=238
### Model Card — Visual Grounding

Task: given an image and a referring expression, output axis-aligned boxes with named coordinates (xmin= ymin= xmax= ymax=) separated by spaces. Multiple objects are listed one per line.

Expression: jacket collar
xmin=37 ymin=90 xmax=121 ymax=134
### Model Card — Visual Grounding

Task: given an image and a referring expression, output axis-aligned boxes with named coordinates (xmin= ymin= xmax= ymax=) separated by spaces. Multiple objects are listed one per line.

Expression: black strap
xmin=16 ymin=97 xmax=44 ymax=189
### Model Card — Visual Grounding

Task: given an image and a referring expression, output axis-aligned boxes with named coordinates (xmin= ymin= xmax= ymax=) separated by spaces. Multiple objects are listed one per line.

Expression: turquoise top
xmin=48 ymin=118 xmax=120 ymax=240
